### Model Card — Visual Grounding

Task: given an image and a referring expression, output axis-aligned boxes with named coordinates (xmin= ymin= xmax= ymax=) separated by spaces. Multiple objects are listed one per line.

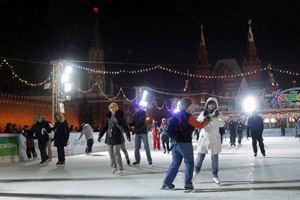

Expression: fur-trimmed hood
xmin=204 ymin=97 xmax=219 ymax=110
xmin=54 ymin=111 xmax=65 ymax=123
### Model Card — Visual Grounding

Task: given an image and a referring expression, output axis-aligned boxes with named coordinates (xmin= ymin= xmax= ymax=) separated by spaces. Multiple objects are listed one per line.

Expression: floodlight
xmin=64 ymin=83 xmax=72 ymax=93
xmin=243 ymin=96 xmax=256 ymax=113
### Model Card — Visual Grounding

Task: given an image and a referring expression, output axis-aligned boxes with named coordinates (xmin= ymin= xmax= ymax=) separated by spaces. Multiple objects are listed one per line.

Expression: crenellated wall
xmin=0 ymin=94 xmax=80 ymax=130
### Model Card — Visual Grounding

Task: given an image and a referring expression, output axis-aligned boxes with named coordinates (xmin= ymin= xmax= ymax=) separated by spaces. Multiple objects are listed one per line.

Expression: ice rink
xmin=0 ymin=137 xmax=300 ymax=200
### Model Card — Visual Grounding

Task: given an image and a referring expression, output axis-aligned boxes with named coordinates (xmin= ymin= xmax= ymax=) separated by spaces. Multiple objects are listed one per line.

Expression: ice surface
xmin=0 ymin=137 xmax=300 ymax=200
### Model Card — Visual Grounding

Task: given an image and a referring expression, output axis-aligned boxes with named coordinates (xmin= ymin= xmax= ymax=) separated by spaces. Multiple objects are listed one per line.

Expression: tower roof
xmin=197 ymin=24 xmax=208 ymax=64
xmin=248 ymin=19 xmax=254 ymax=42
xmin=91 ymin=9 xmax=102 ymax=48
xmin=247 ymin=19 xmax=257 ymax=61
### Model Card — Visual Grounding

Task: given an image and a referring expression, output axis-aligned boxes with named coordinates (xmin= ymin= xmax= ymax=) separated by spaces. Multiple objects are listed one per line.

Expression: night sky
xmin=1 ymin=0 xmax=300 ymax=94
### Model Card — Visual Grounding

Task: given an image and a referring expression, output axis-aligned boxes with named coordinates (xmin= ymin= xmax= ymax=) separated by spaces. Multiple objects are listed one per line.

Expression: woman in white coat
xmin=193 ymin=97 xmax=225 ymax=184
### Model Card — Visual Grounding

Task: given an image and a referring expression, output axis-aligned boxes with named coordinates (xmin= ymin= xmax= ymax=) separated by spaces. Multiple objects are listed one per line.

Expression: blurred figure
xmin=148 ymin=118 xmax=160 ymax=150
xmin=4 ymin=123 xmax=12 ymax=133
xmin=21 ymin=125 xmax=37 ymax=160
xmin=294 ymin=120 xmax=300 ymax=140
xmin=219 ymin=126 xmax=226 ymax=144
xmin=53 ymin=111 xmax=70 ymax=166
xmin=228 ymin=119 xmax=237 ymax=146
xmin=236 ymin=121 xmax=244 ymax=146
xmin=247 ymin=111 xmax=266 ymax=157
xmin=280 ymin=120 xmax=286 ymax=137
xmin=160 ymin=118 xmax=170 ymax=154
xmin=79 ymin=123 xmax=94 ymax=154
xmin=31 ymin=114 xmax=51 ymax=165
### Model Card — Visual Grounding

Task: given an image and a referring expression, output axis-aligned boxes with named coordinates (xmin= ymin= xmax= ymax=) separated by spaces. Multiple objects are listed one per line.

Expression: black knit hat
xmin=180 ymin=97 xmax=193 ymax=109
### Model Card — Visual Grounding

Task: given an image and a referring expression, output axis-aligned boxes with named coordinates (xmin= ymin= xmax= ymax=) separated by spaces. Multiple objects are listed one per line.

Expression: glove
xmin=126 ymin=135 xmax=131 ymax=142
xmin=204 ymin=116 xmax=211 ymax=122
xmin=212 ymin=109 xmax=219 ymax=118
xmin=98 ymin=136 xmax=102 ymax=142
xmin=51 ymin=138 xmax=54 ymax=142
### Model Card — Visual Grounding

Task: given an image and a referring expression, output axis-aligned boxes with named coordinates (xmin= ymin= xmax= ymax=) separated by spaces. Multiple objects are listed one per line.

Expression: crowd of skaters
xmin=4 ymin=96 xmax=300 ymax=192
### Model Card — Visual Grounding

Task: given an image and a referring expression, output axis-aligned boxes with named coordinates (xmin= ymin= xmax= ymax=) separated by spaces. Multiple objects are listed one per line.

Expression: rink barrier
xmin=0 ymin=129 xmax=296 ymax=163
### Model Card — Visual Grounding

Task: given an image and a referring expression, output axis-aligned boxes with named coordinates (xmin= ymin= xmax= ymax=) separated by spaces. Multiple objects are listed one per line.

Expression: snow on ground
xmin=0 ymin=137 xmax=300 ymax=200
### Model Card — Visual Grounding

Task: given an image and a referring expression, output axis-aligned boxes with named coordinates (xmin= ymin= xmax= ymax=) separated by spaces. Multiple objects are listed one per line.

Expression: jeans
xmin=230 ymin=132 xmax=236 ymax=145
xmin=163 ymin=142 xmax=194 ymax=188
xmin=134 ymin=134 xmax=152 ymax=162
xmin=195 ymin=153 xmax=219 ymax=178
xmin=86 ymin=138 xmax=94 ymax=153
xmin=237 ymin=132 xmax=243 ymax=144
xmin=161 ymin=135 xmax=170 ymax=151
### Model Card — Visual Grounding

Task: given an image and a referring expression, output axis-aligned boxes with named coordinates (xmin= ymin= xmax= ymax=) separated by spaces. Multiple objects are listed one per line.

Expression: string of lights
xmin=1 ymin=59 xmax=52 ymax=86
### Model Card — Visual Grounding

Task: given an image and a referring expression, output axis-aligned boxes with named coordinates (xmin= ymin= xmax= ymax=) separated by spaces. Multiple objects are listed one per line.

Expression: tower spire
xmin=247 ymin=19 xmax=257 ymax=61
xmin=197 ymin=24 xmax=208 ymax=64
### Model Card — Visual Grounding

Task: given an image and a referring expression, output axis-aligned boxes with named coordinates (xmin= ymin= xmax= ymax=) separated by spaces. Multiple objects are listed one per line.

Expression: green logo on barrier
xmin=0 ymin=136 xmax=19 ymax=156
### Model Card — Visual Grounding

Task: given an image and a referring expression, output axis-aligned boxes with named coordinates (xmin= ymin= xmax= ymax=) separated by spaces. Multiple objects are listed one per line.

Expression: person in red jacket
xmin=148 ymin=119 xmax=160 ymax=150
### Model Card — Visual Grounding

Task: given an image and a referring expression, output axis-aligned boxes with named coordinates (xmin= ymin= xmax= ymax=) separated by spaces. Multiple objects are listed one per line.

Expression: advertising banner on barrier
xmin=0 ymin=136 xmax=19 ymax=157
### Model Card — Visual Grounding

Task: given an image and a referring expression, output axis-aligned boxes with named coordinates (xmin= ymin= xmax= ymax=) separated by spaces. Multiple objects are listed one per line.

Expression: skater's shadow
xmin=198 ymin=179 xmax=300 ymax=187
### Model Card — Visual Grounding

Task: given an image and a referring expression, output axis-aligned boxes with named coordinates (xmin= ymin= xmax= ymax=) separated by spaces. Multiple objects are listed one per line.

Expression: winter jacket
xmin=53 ymin=111 xmax=70 ymax=147
xmin=54 ymin=120 xmax=70 ymax=147
xmin=132 ymin=110 xmax=147 ymax=134
xmin=79 ymin=124 xmax=94 ymax=140
xmin=99 ymin=110 xmax=130 ymax=145
xmin=247 ymin=115 xmax=264 ymax=136
xmin=30 ymin=121 xmax=51 ymax=143
xmin=22 ymin=129 xmax=35 ymax=148
xmin=197 ymin=97 xmax=225 ymax=154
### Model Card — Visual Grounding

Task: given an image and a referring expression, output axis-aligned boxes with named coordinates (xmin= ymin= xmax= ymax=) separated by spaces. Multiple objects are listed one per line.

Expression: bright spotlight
xmin=61 ymin=73 xmax=69 ymax=83
xmin=65 ymin=66 xmax=72 ymax=75
xmin=64 ymin=83 xmax=72 ymax=93
xmin=173 ymin=102 xmax=181 ymax=113
xmin=139 ymin=90 xmax=148 ymax=107
xmin=243 ymin=96 xmax=256 ymax=113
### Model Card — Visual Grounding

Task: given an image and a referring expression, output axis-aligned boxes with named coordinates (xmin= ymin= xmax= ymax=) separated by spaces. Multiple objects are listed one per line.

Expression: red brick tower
xmin=194 ymin=25 xmax=213 ymax=104
xmin=242 ymin=19 xmax=263 ymax=90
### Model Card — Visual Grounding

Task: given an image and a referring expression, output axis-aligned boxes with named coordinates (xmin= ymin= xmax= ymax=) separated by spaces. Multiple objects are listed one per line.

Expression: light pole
xmin=51 ymin=60 xmax=72 ymax=124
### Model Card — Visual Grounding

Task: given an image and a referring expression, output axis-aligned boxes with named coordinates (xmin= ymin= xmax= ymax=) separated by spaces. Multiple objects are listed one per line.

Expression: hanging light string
xmin=1 ymin=59 xmax=52 ymax=86
xmin=69 ymin=63 xmax=300 ymax=79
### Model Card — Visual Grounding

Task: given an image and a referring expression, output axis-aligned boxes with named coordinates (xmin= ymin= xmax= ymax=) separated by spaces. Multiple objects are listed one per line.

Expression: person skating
xmin=30 ymin=114 xmax=51 ymax=165
xmin=53 ymin=111 xmax=70 ymax=166
xmin=236 ymin=121 xmax=244 ymax=146
xmin=79 ymin=123 xmax=94 ymax=154
xmin=161 ymin=97 xmax=210 ymax=191
xmin=228 ymin=119 xmax=237 ymax=146
xmin=193 ymin=97 xmax=225 ymax=185
xmin=22 ymin=125 xmax=37 ymax=160
xmin=159 ymin=118 xmax=170 ymax=154
xmin=148 ymin=119 xmax=161 ymax=150
xmin=98 ymin=102 xmax=131 ymax=175
xmin=131 ymin=104 xmax=152 ymax=166
xmin=295 ymin=120 xmax=300 ymax=140
xmin=247 ymin=111 xmax=266 ymax=157
xmin=280 ymin=120 xmax=286 ymax=137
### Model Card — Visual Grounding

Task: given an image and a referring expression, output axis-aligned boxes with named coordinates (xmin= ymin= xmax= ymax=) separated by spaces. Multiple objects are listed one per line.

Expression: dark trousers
xmin=86 ymin=138 xmax=94 ymax=153
xmin=38 ymin=142 xmax=48 ymax=162
xmin=26 ymin=147 xmax=37 ymax=159
xmin=230 ymin=132 xmax=236 ymax=145
xmin=251 ymin=134 xmax=265 ymax=154
xmin=161 ymin=135 xmax=170 ymax=151
xmin=57 ymin=146 xmax=65 ymax=162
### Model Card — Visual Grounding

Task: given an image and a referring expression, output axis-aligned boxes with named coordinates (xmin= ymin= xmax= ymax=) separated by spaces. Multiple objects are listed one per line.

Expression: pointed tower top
xmin=200 ymin=24 xmax=206 ymax=46
xmin=91 ymin=8 xmax=102 ymax=48
xmin=248 ymin=19 xmax=254 ymax=42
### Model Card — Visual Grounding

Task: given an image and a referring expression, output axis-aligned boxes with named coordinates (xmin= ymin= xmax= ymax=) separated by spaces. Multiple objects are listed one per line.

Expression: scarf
xmin=107 ymin=114 xmax=124 ymax=138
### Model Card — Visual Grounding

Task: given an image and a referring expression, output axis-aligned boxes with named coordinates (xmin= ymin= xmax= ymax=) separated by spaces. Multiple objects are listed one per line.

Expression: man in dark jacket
xmin=131 ymin=104 xmax=152 ymax=166
xmin=247 ymin=111 xmax=266 ymax=157
xmin=228 ymin=119 xmax=237 ymax=146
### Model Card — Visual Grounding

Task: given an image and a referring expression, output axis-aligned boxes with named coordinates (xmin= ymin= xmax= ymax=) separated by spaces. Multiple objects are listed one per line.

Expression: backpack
xmin=164 ymin=113 xmax=183 ymax=140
